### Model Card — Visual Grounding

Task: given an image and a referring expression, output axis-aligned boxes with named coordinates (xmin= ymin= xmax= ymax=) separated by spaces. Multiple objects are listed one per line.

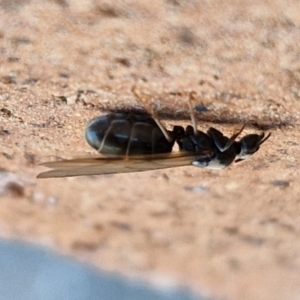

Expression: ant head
xmin=235 ymin=132 xmax=271 ymax=160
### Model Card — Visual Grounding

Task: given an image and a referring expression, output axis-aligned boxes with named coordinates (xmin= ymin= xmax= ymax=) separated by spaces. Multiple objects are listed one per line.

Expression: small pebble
xmin=184 ymin=185 xmax=208 ymax=193
xmin=0 ymin=171 xmax=24 ymax=197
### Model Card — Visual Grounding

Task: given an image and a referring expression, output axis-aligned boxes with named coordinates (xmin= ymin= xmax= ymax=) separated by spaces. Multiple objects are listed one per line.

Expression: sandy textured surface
xmin=1 ymin=0 xmax=300 ymax=299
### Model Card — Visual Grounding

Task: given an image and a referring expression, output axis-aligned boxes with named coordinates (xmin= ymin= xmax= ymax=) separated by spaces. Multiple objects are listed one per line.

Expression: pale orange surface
xmin=1 ymin=1 xmax=300 ymax=299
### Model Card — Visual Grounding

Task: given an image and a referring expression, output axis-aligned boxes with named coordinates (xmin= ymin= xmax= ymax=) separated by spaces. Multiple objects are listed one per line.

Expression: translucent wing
xmin=37 ymin=152 xmax=208 ymax=178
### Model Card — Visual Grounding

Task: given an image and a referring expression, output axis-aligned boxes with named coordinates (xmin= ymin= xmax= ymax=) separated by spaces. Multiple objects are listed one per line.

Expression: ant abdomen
xmin=85 ymin=113 xmax=176 ymax=155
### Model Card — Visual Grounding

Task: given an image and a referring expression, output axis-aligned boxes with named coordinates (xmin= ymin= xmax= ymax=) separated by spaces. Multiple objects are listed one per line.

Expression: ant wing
xmin=37 ymin=152 xmax=208 ymax=178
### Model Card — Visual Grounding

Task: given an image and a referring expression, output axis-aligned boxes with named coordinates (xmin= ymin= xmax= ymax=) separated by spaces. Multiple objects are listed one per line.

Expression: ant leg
xmin=131 ymin=86 xmax=173 ymax=143
xmin=125 ymin=121 xmax=139 ymax=158
xmin=187 ymin=91 xmax=198 ymax=133
xmin=152 ymin=115 xmax=174 ymax=143
xmin=209 ymin=125 xmax=245 ymax=152
xmin=223 ymin=125 xmax=245 ymax=150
